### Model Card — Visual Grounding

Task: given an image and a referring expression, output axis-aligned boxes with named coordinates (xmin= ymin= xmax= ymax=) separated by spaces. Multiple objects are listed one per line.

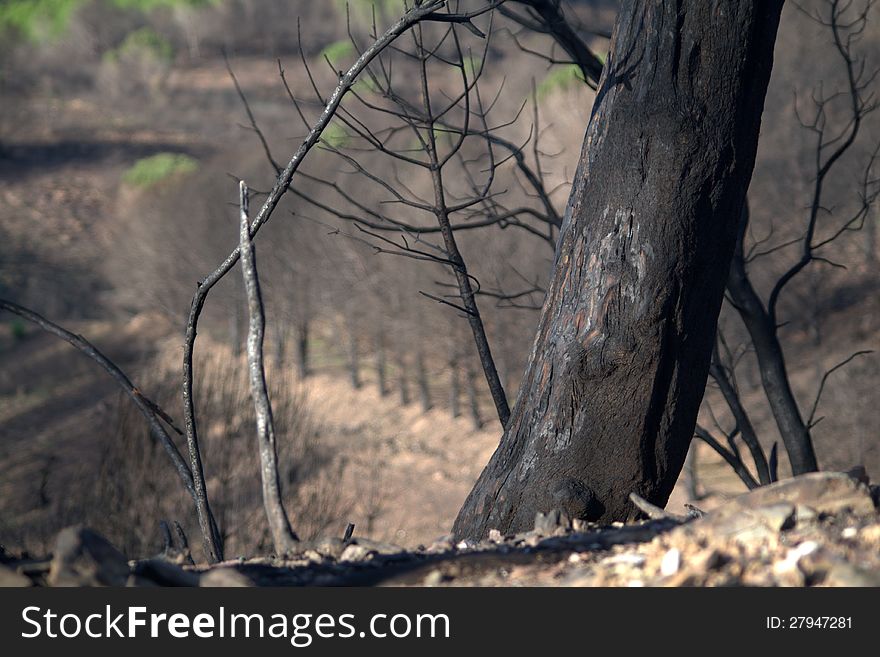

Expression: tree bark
xmin=454 ymin=0 xmax=785 ymax=540
xmin=238 ymin=182 xmax=299 ymax=555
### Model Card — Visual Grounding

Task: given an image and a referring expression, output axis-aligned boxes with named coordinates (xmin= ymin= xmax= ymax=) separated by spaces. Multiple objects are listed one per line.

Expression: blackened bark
xmin=454 ymin=0 xmax=785 ymax=540
xmin=508 ymin=0 xmax=605 ymax=86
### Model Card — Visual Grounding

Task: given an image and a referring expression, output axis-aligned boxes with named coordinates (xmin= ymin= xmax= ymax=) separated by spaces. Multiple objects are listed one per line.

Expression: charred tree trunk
xmin=454 ymin=0 xmax=785 ymax=540
xmin=296 ymin=320 xmax=309 ymax=379
xmin=726 ymin=206 xmax=819 ymax=475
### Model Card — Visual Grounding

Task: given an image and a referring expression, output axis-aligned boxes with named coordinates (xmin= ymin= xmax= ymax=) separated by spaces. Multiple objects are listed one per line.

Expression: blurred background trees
xmin=1 ymin=0 xmax=878 ymax=559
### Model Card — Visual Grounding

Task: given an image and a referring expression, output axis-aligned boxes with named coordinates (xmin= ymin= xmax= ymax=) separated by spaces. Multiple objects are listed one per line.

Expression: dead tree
xmin=500 ymin=0 xmax=607 ymax=87
xmin=454 ymin=0 xmax=787 ymax=539
xmin=178 ymin=1 xmax=496 ymax=559
xmin=281 ymin=14 xmax=565 ymax=429
xmin=695 ymin=0 xmax=879 ymax=486
xmin=238 ymin=181 xmax=300 ymax=555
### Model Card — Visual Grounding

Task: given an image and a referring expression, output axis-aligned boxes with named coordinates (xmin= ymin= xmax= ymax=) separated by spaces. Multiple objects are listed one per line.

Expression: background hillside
xmin=0 ymin=0 xmax=877 ymax=561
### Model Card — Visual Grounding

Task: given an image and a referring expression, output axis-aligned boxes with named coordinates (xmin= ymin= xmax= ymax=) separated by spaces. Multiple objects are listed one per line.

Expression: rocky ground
xmin=2 ymin=472 xmax=878 ymax=587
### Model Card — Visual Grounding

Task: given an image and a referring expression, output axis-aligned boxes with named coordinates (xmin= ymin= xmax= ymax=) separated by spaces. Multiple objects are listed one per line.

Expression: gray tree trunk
xmin=449 ymin=348 xmax=461 ymax=418
xmin=397 ymin=351 xmax=411 ymax=405
xmin=375 ymin=334 xmax=388 ymax=397
xmin=726 ymin=208 xmax=819 ymax=474
xmin=296 ymin=320 xmax=309 ymax=379
xmin=417 ymin=350 xmax=432 ymax=412
xmin=454 ymin=0 xmax=785 ymax=540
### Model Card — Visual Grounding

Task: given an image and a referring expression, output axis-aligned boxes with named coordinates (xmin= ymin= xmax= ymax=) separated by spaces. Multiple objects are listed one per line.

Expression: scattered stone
xmin=132 ymin=559 xmax=200 ymax=587
xmin=757 ymin=503 xmax=797 ymax=532
xmin=339 ymin=544 xmax=374 ymax=562
xmin=795 ymin=504 xmax=818 ymax=525
xmin=200 ymin=568 xmax=254 ymax=587
xmin=534 ymin=510 xmax=562 ymax=535
xmin=723 ymin=472 xmax=876 ymax=516
xmin=426 ymin=537 xmax=454 ymax=554
xmin=571 ymin=518 xmax=595 ymax=533
xmin=0 ymin=564 xmax=32 ymax=587
xmin=859 ymin=525 xmax=880 ymax=542
xmin=660 ymin=548 xmax=681 ymax=577
xmin=48 ymin=526 xmax=130 ymax=587
xmin=823 ymin=562 xmax=880 ymax=587
xmin=349 ymin=538 xmax=405 ymax=555
xmin=423 ymin=570 xmax=444 ymax=586
xmin=488 ymin=529 xmax=503 ymax=543
xmin=305 ymin=537 xmax=346 ymax=560
xmin=602 ymin=553 xmax=646 ymax=568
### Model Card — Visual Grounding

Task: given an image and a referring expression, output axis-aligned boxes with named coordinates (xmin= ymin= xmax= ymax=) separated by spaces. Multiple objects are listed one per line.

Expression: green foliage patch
xmin=0 ymin=0 xmax=214 ymax=42
xmin=320 ymin=123 xmax=351 ymax=149
xmin=319 ymin=39 xmax=355 ymax=67
xmin=536 ymin=64 xmax=586 ymax=100
xmin=103 ymin=26 xmax=174 ymax=63
xmin=122 ymin=152 xmax=199 ymax=187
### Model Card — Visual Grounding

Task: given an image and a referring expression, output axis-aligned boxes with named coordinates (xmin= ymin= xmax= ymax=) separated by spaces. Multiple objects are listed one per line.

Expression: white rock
xmin=660 ymin=548 xmax=681 ymax=576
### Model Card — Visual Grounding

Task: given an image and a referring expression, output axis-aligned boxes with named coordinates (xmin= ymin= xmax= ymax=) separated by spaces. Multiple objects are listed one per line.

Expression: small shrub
xmin=0 ymin=0 xmax=83 ymax=41
xmin=320 ymin=123 xmax=351 ymax=149
xmin=319 ymin=39 xmax=355 ymax=67
xmin=122 ymin=153 xmax=199 ymax=188
xmin=104 ymin=26 xmax=174 ymax=64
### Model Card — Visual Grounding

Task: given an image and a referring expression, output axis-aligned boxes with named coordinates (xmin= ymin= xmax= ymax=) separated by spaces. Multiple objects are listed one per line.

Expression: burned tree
xmin=696 ymin=0 xmax=879 ymax=488
xmin=454 ymin=0 xmax=787 ymax=539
